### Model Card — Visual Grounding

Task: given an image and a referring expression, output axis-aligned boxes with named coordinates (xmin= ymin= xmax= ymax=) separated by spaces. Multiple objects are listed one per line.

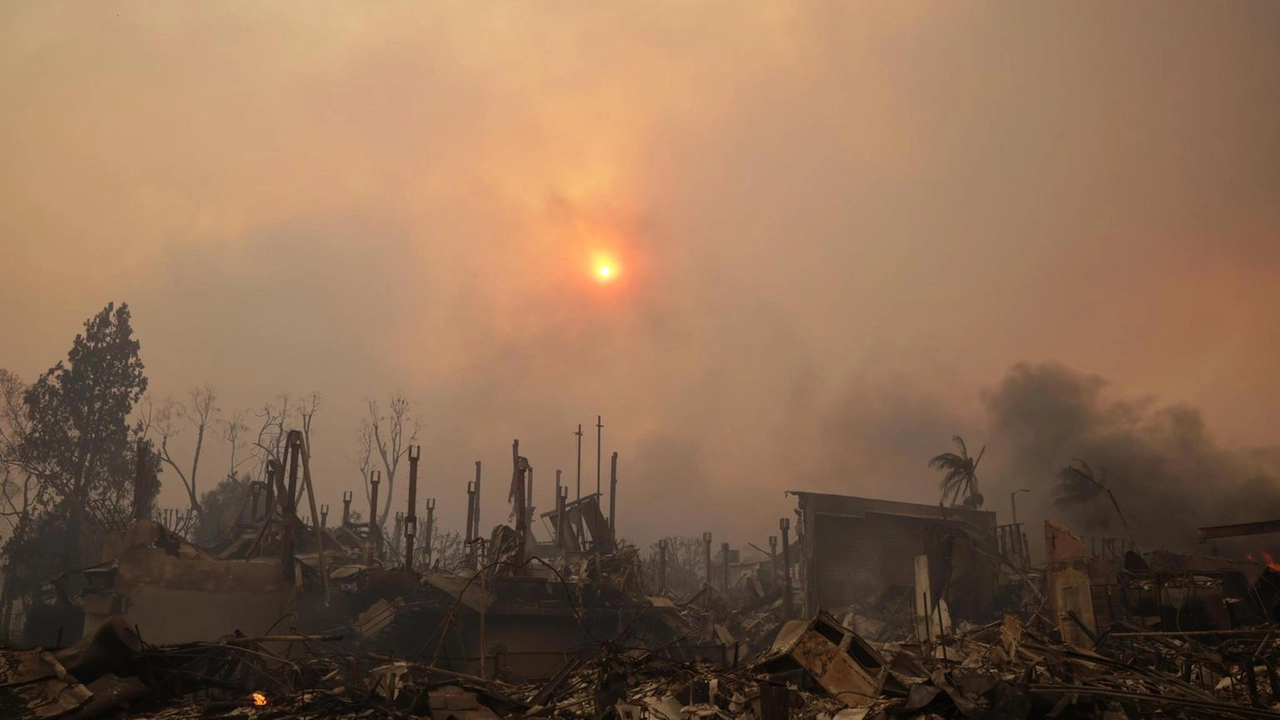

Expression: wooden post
xmin=914 ymin=554 xmax=932 ymax=646
xmin=780 ymin=518 xmax=794 ymax=620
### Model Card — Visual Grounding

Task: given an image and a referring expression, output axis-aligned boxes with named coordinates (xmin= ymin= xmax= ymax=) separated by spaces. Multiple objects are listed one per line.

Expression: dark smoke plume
xmin=983 ymin=362 xmax=1280 ymax=550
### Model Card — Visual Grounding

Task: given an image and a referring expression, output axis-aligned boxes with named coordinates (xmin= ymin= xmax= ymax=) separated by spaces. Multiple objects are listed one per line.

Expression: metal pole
xmin=609 ymin=451 xmax=618 ymax=538
xmin=595 ymin=416 xmax=603 ymax=502
xmin=780 ymin=518 xmax=793 ymax=621
xmin=405 ymin=446 xmax=420 ymax=570
xmin=574 ymin=425 xmax=584 ymax=545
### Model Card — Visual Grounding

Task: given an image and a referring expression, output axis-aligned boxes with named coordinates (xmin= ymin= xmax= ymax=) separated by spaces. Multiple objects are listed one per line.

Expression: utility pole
xmin=574 ymin=424 xmax=584 ymax=543
xmin=595 ymin=416 xmax=603 ymax=501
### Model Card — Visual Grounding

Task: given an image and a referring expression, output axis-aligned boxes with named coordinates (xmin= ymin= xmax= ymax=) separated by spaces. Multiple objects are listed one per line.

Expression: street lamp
xmin=1010 ymin=488 xmax=1030 ymax=526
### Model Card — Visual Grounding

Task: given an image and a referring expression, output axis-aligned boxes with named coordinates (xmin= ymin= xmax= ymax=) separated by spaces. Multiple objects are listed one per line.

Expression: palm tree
xmin=1055 ymin=459 xmax=1134 ymax=547
xmin=929 ymin=436 xmax=985 ymax=509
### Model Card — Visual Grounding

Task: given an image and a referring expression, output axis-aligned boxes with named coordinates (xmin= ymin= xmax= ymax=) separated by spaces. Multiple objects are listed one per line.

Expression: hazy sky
xmin=3 ymin=2 xmax=1278 ymax=547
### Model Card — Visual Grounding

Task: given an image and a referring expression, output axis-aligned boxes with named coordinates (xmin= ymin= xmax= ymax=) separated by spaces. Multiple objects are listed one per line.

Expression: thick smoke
xmin=983 ymin=362 xmax=1280 ymax=550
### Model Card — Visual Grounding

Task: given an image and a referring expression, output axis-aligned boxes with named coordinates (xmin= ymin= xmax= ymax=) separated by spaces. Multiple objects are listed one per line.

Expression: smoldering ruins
xmin=7 ymin=338 xmax=1280 ymax=720
xmin=5 ymin=2 xmax=1280 ymax=719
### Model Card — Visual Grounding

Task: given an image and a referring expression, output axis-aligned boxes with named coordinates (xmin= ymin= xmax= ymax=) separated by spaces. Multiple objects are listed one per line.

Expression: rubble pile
xmin=9 ymin=605 xmax=1280 ymax=719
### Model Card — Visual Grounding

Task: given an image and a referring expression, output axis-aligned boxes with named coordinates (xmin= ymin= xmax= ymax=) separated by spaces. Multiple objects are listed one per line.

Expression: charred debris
xmin=6 ymin=438 xmax=1280 ymax=719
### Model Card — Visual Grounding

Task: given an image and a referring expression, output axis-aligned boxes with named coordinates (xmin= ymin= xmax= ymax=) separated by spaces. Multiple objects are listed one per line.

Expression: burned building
xmin=788 ymin=492 xmax=1000 ymax=625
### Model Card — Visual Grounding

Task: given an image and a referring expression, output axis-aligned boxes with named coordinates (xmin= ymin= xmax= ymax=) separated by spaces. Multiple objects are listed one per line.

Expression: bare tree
xmin=1056 ymin=459 xmax=1134 ymax=546
xmin=0 ymin=370 xmax=41 ymax=534
xmin=154 ymin=384 xmax=220 ymax=513
xmin=357 ymin=393 xmax=420 ymax=531
xmin=219 ymin=409 xmax=251 ymax=481
xmin=297 ymin=392 xmax=322 ymax=451
xmin=252 ymin=394 xmax=293 ymax=479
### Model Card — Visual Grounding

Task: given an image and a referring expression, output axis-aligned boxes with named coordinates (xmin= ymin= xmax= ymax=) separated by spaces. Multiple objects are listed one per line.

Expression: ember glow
xmin=1246 ymin=551 xmax=1280 ymax=571
xmin=252 ymin=692 xmax=267 ymax=706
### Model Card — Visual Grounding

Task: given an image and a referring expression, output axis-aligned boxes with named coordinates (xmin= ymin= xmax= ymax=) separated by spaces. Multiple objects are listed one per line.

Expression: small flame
xmin=251 ymin=692 xmax=267 ymax=706
xmin=1247 ymin=551 xmax=1280 ymax=571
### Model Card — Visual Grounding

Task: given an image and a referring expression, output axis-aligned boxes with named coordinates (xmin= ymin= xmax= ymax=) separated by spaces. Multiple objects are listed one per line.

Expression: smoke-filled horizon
xmin=3 ymin=3 xmax=1278 ymax=549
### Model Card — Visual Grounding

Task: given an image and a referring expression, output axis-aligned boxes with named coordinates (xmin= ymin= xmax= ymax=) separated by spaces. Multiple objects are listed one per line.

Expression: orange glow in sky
xmin=590 ymin=251 xmax=619 ymax=283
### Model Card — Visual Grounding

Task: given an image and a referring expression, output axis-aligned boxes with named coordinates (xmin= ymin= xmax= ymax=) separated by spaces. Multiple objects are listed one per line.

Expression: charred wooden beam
xmin=1197 ymin=519 xmax=1280 ymax=542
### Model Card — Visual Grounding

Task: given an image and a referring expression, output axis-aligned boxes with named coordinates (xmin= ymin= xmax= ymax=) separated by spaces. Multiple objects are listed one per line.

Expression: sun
xmin=597 ymin=265 xmax=613 ymax=278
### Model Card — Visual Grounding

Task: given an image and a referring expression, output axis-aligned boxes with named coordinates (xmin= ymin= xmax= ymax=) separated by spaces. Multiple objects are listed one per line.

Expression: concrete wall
xmin=84 ymin=547 xmax=295 ymax=644
xmin=794 ymin=492 xmax=999 ymax=620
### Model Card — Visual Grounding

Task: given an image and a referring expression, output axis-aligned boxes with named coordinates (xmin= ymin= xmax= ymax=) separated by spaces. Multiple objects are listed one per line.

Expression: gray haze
xmin=2 ymin=3 xmax=1278 ymax=547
